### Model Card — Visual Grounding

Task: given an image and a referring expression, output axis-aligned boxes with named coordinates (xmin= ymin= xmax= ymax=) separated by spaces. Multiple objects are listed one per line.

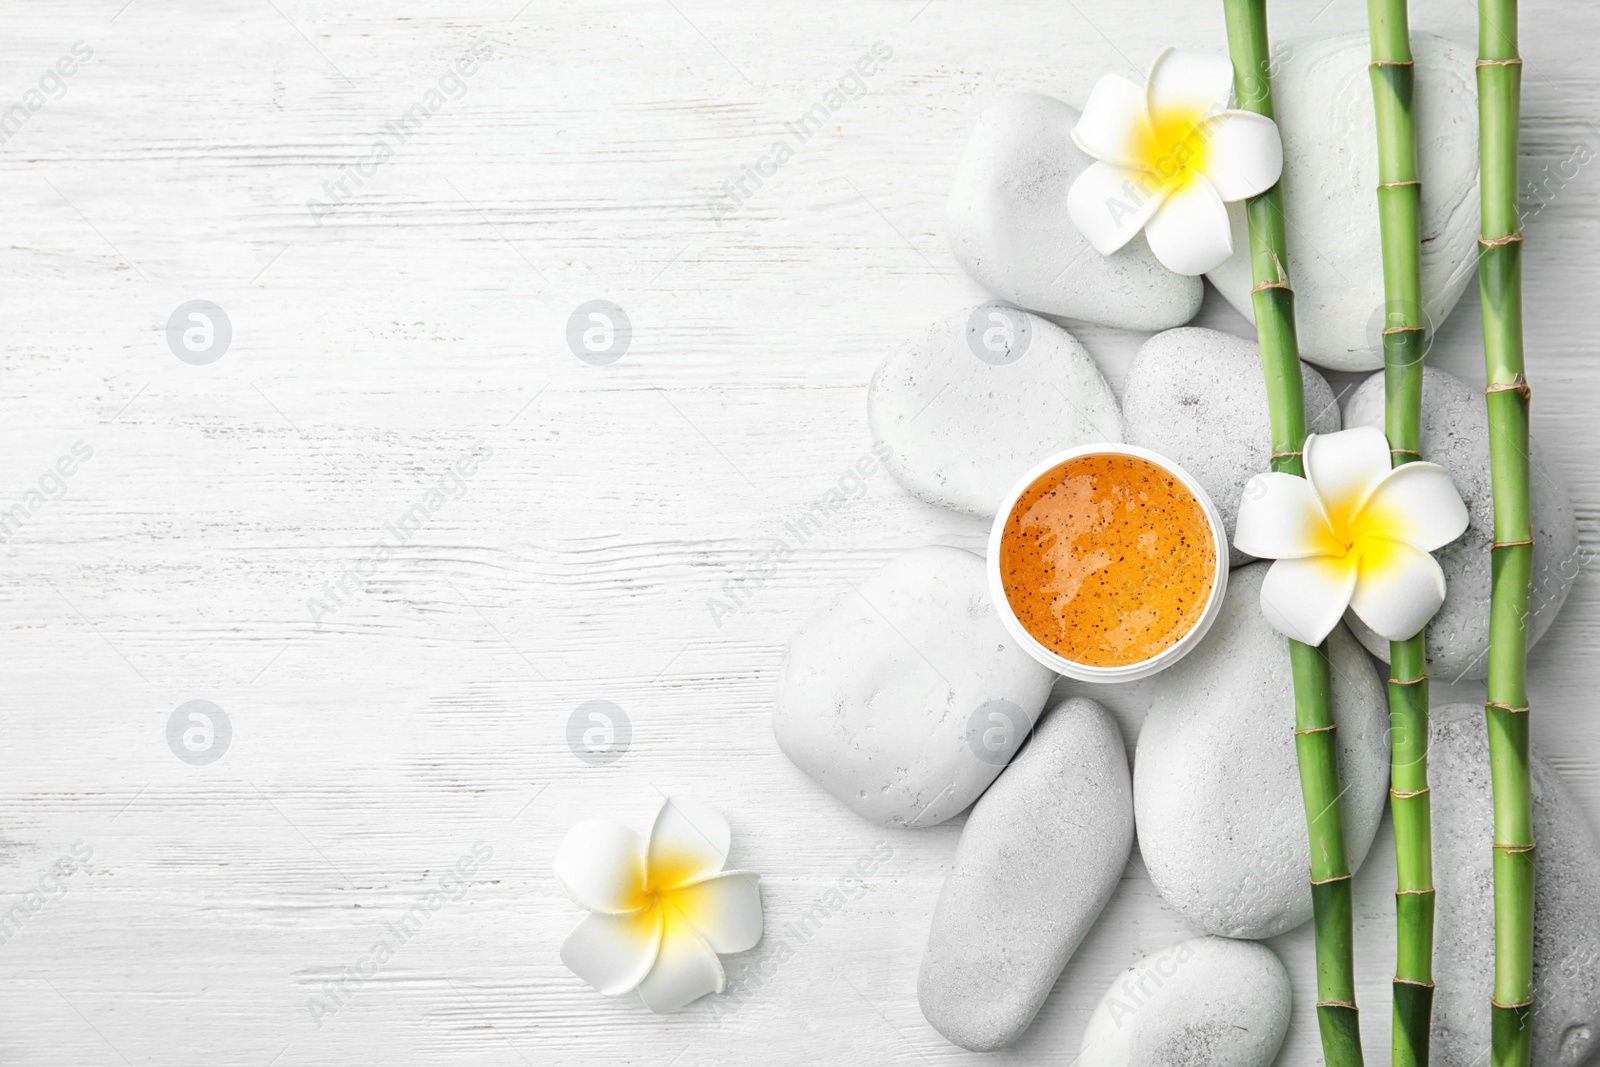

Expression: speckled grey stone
xmin=1342 ymin=366 xmax=1578 ymax=681
xmin=1078 ymin=936 xmax=1291 ymax=1067
xmin=1123 ymin=327 xmax=1341 ymax=565
xmin=1430 ymin=702 xmax=1600 ymax=1067
xmin=920 ymin=697 xmax=1132 ymax=1050
xmin=1135 ymin=563 xmax=1389 ymax=938
xmin=1207 ymin=33 xmax=1480 ymax=370
xmin=947 ymin=93 xmax=1203 ymax=331
xmin=868 ymin=306 xmax=1122 ymax=517
xmin=773 ymin=546 xmax=1056 ymax=828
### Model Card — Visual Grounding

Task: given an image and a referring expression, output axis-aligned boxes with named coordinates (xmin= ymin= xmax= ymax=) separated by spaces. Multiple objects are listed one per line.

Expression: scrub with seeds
xmin=999 ymin=453 xmax=1216 ymax=667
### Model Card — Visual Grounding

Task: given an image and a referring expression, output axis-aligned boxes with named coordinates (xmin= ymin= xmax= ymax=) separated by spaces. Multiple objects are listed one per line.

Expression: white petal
xmin=1354 ymin=462 xmax=1471 ymax=553
xmin=554 ymin=819 xmax=645 ymax=914
xmin=1259 ymin=555 xmax=1358 ymax=647
xmin=637 ymin=907 xmax=726 ymax=1013
xmin=560 ymin=908 xmax=663 ymax=996
xmin=647 ymin=797 xmax=731 ymax=889
xmin=1303 ymin=427 xmax=1394 ymax=537
xmin=1073 ymin=71 xmax=1154 ymax=168
xmin=1067 ymin=160 xmax=1170 ymax=256
xmin=1143 ymin=174 xmax=1232 ymax=275
xmin=670 ymin=871 xmax=763 ymax=954
xmin=1197 ymin=111 xmax=1283 ymax=201
xmin=1234 ymin=472 xmax=1342 ymax=560
xmin=1147 ymin=48 xmax=1236 ymax=119
xmin=1348 ymin=537 xmax=1448 ymax=641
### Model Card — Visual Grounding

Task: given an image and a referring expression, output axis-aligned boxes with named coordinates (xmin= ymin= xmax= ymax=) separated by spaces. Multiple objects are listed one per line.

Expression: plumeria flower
xmin=1067 ymin=48 xmax=1284 ymax=275
xmin=555 ymin=796 xmax=762 ymax=1013
xmin=1234 ymin=426 xmax=1469 ymax=646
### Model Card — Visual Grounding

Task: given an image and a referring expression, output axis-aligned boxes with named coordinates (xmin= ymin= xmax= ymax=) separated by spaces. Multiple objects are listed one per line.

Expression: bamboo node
xmin=1495 ymin=842 xmax=1537 ymax=854
xmin=1382 ymin=326 xmax=1426 ymax=336
xmin=1270 ymin=449 xmax=1302 ymax=459
xmin=1394 ymin=977 xmax=1436 ymax=989
xmin=1388 ymin=670 xmax=1427 ymax=683
xmin=1391 ymin=787 xmax=1431 ymax=799
xmin=1377 ymin=179 xmax=1422 ymax=188
xmin=1295 ymin=723 xmax=1337 ymax=735
xmin=1493 ymin=998 xmax=1536 ymax=1009
xmin=1369 ymin=59 xmax=1415 ymax=67
xmin=1395 ymin=888 xmax=1435 ymax=897
xmin=1476 ymin=58 xmax=1524 ymax=67
xmin=1493 ymin=537 xmax=1535 ymax=548
xmin=1252 ymin=280 xmax=1293 ymax=294
xmin=1317 ymin=1000 xmax=1360 ymax=1011
xmin=1486 ymin=701 xmax=1531 ymax=714
xmin=1485 ymin=371 xmax=1531 ymax=400
xmin=1310 ymin=873 xmax=1351 ymax=886
xmin=1478 ymin=232 xmax=1524 ymax=248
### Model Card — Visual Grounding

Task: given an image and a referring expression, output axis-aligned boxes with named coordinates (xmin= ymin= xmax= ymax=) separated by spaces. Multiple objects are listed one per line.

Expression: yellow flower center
xmin=627 ymin=847 xmax=702 ymax=912
xmin=649 ymin=851 xmax=700 ymax=890
xmin=1136 ymin=104 xmax=1214 ymax=189
xmin=1318 ymin=495 xmax=1410 ymax=579
xmin=627 ymin=850 xmax=732 ymax=942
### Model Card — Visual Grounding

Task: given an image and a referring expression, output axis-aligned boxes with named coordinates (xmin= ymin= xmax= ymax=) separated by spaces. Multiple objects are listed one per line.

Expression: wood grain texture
xmin=0 ymin=0 xmax=1595 ymax=1063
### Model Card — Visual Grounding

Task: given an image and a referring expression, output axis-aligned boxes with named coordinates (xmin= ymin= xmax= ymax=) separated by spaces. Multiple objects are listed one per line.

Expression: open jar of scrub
xmin=987 ymin=444 xmax=1229 ymax=683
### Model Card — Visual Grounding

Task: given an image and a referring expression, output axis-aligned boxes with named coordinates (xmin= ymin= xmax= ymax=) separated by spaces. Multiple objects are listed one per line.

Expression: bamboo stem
xmin=1365 ymin=2 xmax=1434 ymax=1064
xmin=1224 ymin=3 xmax=1363 ymax=1063
xmin=1478 ymin=1 xmax=1535 ymax=1064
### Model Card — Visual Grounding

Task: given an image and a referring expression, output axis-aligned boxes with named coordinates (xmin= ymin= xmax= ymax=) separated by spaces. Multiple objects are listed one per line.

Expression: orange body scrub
xmin=998 ymin=453 xmax=1217 ymax=668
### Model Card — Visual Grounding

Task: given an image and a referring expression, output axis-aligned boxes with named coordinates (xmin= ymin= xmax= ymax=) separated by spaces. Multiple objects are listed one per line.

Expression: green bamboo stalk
xmin=1224 ymin=3 xmax=1363 ymax=1063
xmin=1478 ymin=1 xmax=1535 ymax=1064
xmin=1365 ymin=3 xmax=1434 ymax=1064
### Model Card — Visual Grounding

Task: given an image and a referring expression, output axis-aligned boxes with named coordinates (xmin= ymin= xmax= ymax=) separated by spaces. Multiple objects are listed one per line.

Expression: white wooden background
xmin=1 ymin=0 xmax=1595 ymax=1064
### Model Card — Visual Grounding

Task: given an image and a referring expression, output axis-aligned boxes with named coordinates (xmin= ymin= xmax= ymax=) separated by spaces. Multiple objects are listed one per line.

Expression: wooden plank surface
xmin=0 ymin=0 xmax=1595 ymax=1063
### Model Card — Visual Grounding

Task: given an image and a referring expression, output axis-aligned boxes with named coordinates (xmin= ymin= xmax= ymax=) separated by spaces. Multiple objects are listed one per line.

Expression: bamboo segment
xmin=1478 ymin=1 xmax=1535 ymax=1064
xmin=1389 ymin=636 xmax=1434 ymax=1067
xmin=1224 ymin=3 xmax=1363 ymax=1063
xmin=1365 ymin=1 xmax=1434 ymax=1064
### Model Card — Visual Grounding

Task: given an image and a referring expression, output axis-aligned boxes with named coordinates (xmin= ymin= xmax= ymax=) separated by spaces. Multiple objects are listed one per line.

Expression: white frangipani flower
xmin=1067 ymin=48 xmax=1284 ymax=276
xmin=1234 ymin=426 xmax=1470 ymax=646
xmin=555 ymin=797 xmax=762 ymax=1013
